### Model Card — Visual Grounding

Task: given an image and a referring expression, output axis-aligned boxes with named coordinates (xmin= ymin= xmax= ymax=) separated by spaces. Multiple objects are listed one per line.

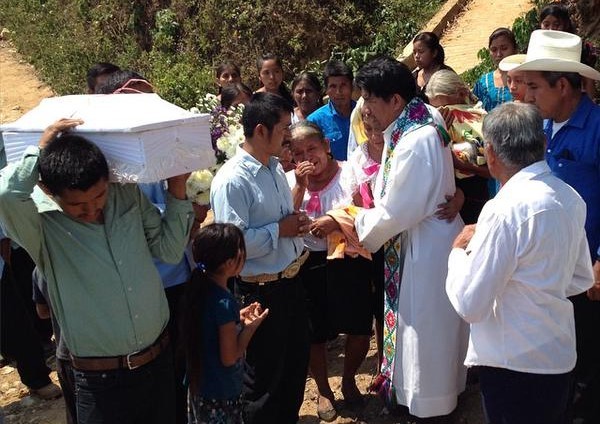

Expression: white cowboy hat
xmin=498 ymin=54 xmax=526 ymax=71
xmin=499 ymin=30 xmax=600 ymax=80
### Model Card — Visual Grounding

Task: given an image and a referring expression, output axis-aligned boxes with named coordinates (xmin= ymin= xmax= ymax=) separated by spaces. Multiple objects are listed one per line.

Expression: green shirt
xmin=0 ymin=146 xmax=193 ymax=357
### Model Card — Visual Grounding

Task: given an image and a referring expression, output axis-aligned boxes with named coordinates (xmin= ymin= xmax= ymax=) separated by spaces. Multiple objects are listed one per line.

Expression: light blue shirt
xmin=139 ymin=182 xmax=191 ymax=288
xmin=210 ymin=146 xmax=303 ymax=277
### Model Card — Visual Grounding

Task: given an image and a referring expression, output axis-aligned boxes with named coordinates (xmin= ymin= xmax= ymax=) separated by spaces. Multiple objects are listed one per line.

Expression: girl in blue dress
xmin=182 ymin=223 xmax=269 ymax=424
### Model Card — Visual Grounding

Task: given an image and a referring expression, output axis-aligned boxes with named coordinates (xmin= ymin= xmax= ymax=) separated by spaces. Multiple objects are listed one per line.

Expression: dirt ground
xmin=0 ymin=39 xmax=485 ymax=423
xmin=440 ymin=0 xmax=532 ymax=74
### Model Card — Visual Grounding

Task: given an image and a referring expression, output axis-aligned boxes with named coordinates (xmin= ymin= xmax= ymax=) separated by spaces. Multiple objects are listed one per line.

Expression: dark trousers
xmin=10 ymin=247 xmax=53 ymax=343
xmin=165 ymin=283 xmax=187 ymax=424
xmin=237 ymin=276 xmax=310 ymax=424
xmin=478 ymin=366 xmax=572 ymax=424
xmin=0 ymin=263 xmax=51 ymax=389
xmin=57 ymin=358 xmax=77 ymax=424
xmin=74 ymin=348 xmax=175 ymax=424
xmin=571 ymin=292 xmax=600 ymax=422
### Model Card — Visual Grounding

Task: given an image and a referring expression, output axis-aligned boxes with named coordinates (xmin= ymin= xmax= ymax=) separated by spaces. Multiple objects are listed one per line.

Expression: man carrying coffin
xmin=0 ymin=118 xmax=193 ymax=424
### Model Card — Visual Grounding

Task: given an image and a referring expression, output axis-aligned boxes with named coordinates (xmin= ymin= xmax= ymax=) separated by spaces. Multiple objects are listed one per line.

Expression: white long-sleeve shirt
xmin=446 ymin=160 xmax=594 ymax=374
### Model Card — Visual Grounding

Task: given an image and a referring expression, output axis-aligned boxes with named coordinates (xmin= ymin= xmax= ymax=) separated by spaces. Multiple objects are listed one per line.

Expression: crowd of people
xmin=1 ymin=2 xmax=600 ymax=424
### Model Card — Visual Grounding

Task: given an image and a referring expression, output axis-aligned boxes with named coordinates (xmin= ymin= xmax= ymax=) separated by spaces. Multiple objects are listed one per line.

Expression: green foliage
xmin=146 ymin=51 xmax=213 ymax=110
xmin=306 ymin=0 xmax=445 ymax=75
xmin=0 ymin=0 xmax=444 ymax=108
xmin=461 ymin=48 xmax=494 ymax=86
xmin=152 ymin=9 xmax=180 ymax=54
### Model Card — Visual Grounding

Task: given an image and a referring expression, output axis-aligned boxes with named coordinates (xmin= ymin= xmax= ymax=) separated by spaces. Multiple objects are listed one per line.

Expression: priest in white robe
xmin=353 ymin=57 xmax=469 ymax=418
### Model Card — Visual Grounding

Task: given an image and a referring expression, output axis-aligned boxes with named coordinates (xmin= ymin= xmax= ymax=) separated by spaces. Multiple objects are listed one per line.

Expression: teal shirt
xmin=0 ymin=146 xmax=193 ymax=357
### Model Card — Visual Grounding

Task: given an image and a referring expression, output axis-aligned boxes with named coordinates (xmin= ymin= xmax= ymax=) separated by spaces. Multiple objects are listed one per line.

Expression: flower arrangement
xmin=185 ymin=164 xmax=223 ymax=206
xmin=216 ymin=119 xmax=244 ymax=160
xmin=195 ymin=93 xmax=219 ymax=114
xmin=187 ymin=97 xmax=244 ymax=205
xmin=209 ymin=104 xmax=244 ymax=163
xmin=186 ymin=169 xmax=214 ymax=205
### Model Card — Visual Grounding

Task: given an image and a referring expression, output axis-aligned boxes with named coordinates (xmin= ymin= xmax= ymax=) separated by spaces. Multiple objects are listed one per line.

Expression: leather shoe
xmin=30 ymin=383 xmax=62 ymax=400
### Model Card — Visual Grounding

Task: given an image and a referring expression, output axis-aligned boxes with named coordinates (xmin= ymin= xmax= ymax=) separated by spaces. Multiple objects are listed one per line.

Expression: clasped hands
xmin=279 ymin=212 xmax=339 ymax=239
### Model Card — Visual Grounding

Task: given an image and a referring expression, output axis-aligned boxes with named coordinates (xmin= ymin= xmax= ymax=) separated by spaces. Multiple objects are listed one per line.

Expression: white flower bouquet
xmin=215 ymin=121 xmax=244 ymax=160
xmin=195 ymin=93 xmax=219 ymax=114
xmin=186 ymin=93 xmax=245 ymax=207
xmin=186 ymin=169 xmax=214 ymax=205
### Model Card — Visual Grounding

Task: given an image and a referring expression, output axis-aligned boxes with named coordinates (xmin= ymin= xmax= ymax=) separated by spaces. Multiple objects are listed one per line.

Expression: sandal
xmin=317 ymin=395 xmax=337 ymax=422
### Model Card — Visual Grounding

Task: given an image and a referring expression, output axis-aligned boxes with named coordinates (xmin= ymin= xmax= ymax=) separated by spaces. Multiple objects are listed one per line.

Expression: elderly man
xmin=210 ymin=92 xmax=310 ymax=424
xmin=354 ymin=56 xmax=467 ymax=419
xmin=500 ymin=29 xmax=600 ymax=422
xmin=446 ymin=102 xmax=594 ymax=424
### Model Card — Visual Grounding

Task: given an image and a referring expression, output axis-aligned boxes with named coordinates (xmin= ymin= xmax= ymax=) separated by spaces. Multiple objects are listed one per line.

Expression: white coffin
xmin=0 ymin=94 xmax=214 ymax=183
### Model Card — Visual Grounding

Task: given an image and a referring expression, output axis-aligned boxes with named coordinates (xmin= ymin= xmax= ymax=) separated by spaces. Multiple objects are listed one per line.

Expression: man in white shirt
xmin=446 ymin=102 xmax=594 ymax=424
xmin=501 ymin=31 xmax=600 ymax=422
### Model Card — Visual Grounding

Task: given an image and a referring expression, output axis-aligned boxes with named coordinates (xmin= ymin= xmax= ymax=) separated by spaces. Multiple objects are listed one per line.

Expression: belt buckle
xmin=126 ymin=350 xmax=142 ymax=370
xmin=282 ymin=261 xmax=300 ymax=279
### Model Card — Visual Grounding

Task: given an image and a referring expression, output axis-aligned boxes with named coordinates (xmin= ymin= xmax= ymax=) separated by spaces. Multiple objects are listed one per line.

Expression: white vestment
xmin=355 ymin=105 xmax=469 ymax=417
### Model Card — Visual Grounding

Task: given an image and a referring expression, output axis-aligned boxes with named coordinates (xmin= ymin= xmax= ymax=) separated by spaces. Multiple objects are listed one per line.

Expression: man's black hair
xmin=94 ymin=70 xmax=147 ymax=94
xmin=323 ymin=60 xmax=353 ymax=87
xmin=86 ymin=62 xmax=121 ymax=92
xmin=39 ymin=134 xmax=109 ymax=195
xmin=242 ymin=92 xmax=293 ymax=138
xmin=541 ymin=71 xmax=582 ymax=90
xmin=355 ymin=56 xmax=416 ymax=103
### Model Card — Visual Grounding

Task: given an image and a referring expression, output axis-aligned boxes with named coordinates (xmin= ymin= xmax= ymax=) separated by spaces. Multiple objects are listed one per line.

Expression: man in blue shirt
xmin=506 ymin=30 xmax=600 ymax=423
xmin=139 ymin=181 xmax=192 ymax=424
xmin=307 ymin=60 xmax=356 ymax=160
xmin=211 ymin=93 xmax=311 ymax=424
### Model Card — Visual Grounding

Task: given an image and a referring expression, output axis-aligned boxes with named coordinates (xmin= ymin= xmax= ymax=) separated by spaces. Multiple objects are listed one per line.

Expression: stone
xmin=0 ymin=366 xmax=15 ymax=375
xmin=0 ymin=28 xmax=10 ymax=40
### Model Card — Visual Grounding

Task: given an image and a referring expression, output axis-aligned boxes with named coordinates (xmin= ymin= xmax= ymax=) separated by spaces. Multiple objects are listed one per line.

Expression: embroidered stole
xmin=377 ymin=98 xmax=441 ymax=406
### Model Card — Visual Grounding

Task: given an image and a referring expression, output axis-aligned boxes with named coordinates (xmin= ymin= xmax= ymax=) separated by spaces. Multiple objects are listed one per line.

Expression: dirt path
xmin=0 ymin=40 xmax=64 ymax=424
xmin=440 ymin=0 xmax=532 ymax=74
xmin=0 ymin=39 xmax=485 ymax=423
xmin=0 ymin=41 xmax=54 ymax=124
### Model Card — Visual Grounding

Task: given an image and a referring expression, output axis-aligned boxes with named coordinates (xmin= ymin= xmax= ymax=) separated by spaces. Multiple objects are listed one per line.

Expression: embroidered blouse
xmin=286 ymin=166 xmax=351 ymax=252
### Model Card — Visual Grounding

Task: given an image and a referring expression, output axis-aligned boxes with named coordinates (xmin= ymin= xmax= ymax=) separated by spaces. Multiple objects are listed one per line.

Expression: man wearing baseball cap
xmin=501 ymin=30 xmax=600 ymax=423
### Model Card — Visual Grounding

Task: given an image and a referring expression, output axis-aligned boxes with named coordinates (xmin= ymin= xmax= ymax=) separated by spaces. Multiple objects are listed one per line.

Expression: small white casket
xmin=0 ymin=94 xmax=214 ymax=182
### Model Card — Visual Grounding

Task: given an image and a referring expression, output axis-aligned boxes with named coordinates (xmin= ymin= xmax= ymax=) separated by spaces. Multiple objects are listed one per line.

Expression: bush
xmin=0 ymin=0 xmax=444 ymax=108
